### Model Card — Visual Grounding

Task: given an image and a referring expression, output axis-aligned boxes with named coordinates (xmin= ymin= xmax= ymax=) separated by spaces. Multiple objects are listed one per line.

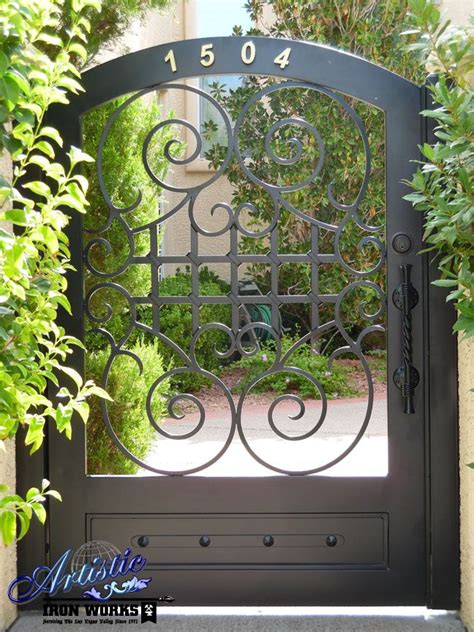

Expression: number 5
xmin=200 ymin=43 xmax=215 ymax=67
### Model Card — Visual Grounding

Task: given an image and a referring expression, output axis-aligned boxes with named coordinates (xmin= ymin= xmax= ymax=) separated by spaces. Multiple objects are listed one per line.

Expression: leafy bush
xmin=82 ymin=93 xmax=179 ymax=348
xmin=233 ymin=335 xmax=358 ymax=399
xmin=82 ymin=93 xmax=177 ymax=270
xmin=403 ymin=0 xmax=474 ymax=338
xmin=0 ymin=0 xmax=108 ymax=545
xmin=135 ymin=267 xmax=232 ymax=393
xmin=86 ymin=339 xmax=170 ymax=474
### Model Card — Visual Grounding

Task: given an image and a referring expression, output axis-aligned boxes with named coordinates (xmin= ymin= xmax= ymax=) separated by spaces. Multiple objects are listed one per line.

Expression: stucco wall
xmin=0 ymin=154 xmax=16 ymax=631
xmin=0 ymin=442 xmax=16 ymax=631
xmin=459 ymin=337 xmax=474 ymax=630
xmin=0 ymin=443 xmax=15 ymax=631
xmin=440 ymin=0 xmax=474 ymax=25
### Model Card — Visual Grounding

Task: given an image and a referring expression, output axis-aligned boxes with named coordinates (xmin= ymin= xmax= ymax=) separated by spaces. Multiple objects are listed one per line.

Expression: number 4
xmin=274 ymin=47 xmax=291 ymax=69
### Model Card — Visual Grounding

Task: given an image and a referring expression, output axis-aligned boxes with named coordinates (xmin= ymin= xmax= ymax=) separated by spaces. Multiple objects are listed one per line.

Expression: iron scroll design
xmin=84 ymin=80 xmax=386 ymax=476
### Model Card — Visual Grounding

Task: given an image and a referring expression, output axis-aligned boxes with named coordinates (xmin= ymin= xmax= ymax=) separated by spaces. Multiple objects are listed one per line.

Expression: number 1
xmin=165 ymin=49 xmax=177 ymax=72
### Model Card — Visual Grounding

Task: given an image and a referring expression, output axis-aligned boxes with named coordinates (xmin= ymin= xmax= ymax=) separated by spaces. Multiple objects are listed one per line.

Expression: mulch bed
xmin=180 ymin=358 xmax=387 ymax=412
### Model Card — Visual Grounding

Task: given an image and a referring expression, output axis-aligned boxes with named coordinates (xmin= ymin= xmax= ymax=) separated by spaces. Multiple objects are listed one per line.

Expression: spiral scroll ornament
xmin=85 ymin=80 xmax=386 ymax=475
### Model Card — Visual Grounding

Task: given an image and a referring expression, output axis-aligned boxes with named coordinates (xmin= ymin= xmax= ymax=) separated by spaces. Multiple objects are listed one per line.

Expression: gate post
xmin=422 ymin=77 xmax=460 ymax=609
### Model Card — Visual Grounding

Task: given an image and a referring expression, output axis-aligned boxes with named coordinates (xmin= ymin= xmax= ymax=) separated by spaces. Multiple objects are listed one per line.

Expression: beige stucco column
xmin=0 ymin=440 xmax=16 ymax=631
xmin=459 ymin=334 xmax=474 ymax=629
xmin=438 ymin=1 xmax=474 ymax=626
xmin=0 ymin=154 xmax=16 ymax=631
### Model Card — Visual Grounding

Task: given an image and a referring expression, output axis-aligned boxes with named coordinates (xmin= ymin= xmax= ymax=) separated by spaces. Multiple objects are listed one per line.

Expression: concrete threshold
xmin=9 ymin=607 xmax=466 ymax=631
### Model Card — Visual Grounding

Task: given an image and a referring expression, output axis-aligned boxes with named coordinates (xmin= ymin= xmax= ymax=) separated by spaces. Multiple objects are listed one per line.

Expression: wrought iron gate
xmin=18 ymin=37 xmax=458 ymax=607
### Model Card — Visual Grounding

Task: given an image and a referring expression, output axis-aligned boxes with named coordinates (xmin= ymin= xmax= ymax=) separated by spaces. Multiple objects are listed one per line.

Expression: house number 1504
xmin=164 ymin=43 xmax=292 ymax=72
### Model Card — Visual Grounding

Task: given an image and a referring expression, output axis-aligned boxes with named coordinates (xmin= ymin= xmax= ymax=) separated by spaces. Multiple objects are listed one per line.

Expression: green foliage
xmin=86 ymin=339 xmax=169 ymax=474
xmin=208 ymin=0 xmax=421 ymax=341
xmin=0 ymin=479 xmax=60 ymax=546
xmin=248 ymin=0 xmax=420 ymax=71
xmin=83 ymin=95 xmax=174 ymax=240
xmin=403 ymin=0 xmax=474 ymax=338
xmin=81 ymin=97 xmax=182 ymax=473
xmin=0 ymin=0 xmax=108 ymax=545
xmin=82 ymin=94 xmax=179 ymax=344
xmin=233 ymin=335 xmax=357 ymax=399
xmin=135 ymin=267 xmax=232 ymax=393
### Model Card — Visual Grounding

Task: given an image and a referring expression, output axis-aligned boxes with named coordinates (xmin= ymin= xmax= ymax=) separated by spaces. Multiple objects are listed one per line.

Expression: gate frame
xmin=16 ymin=37 xmax=459 ymax=609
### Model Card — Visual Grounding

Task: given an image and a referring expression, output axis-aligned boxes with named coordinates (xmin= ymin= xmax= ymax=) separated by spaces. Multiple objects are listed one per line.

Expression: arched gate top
xmin=76 ymin=36 xmax=420 ymax=115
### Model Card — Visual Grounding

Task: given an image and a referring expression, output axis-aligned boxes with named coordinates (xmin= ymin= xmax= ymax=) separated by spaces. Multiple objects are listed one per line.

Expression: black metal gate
xmin=18 ymin=37 xmax=459 ymax=607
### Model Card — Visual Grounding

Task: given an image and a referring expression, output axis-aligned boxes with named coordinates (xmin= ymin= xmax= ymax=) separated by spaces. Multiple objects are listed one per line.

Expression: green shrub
xmin=136 ymin=267 xmax=232 ymax=393
xmin=233 ymin=335 xmax=358 ymax=399
xmin=404 ymin=0 xmax=474 ymax=338
xmin=0 ymin=0 xmax=106 ymax=545
xmin=82 ymin=94 xmax=181 ymax=349
xmin=86 ymin=339 xmax=170 ymax=475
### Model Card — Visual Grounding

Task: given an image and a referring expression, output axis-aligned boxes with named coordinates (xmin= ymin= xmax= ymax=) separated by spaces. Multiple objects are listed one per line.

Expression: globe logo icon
xmin=71 ymin=540 xmax=120 ymax=572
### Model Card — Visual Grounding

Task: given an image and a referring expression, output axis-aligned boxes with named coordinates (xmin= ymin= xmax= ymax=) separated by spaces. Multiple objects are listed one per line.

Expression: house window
xmin=186 ymin=0 xmax=252 ymax=161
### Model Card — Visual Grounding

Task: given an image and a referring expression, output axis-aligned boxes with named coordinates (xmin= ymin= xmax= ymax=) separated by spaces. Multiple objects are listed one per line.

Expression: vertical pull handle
xmin=392 ymin=264 xmax=419 ymax=414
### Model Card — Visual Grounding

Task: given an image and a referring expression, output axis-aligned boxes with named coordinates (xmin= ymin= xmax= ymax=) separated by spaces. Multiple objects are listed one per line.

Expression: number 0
xmin=164 ymin=49 xmax=177 ymax=72
xmin=274 ymin=47 xmax=291 ymax=69
xmin=241 ymin=41 xmax=256 ymax=65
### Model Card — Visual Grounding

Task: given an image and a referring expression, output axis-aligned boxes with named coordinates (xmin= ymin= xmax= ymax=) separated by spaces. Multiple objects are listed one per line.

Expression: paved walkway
xmin=10 ymin=608 xmax=465 ymax=631
xmin=139 ymin=396 xmax=388 ymax=476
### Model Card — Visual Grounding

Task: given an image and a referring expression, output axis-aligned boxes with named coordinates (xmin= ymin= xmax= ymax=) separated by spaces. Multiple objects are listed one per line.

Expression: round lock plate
xmin=393 ymin=366 xmax=420 ymax=390
xmin=392 ymin=233 xmax=412 ymax=254
xmin=392 ymin=285 xmax=419 ymax=310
